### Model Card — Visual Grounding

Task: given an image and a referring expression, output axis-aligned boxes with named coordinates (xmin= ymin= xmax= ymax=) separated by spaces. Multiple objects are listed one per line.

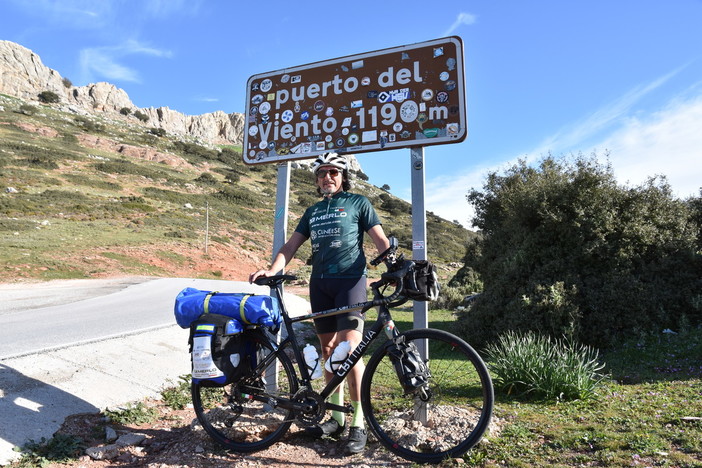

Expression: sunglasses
xmin=316 ymin=168 xmax=341 ymax=179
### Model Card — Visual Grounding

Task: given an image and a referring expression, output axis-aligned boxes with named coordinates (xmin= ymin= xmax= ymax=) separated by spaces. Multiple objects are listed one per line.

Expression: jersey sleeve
xmin=294 ymin=206 xmax=312 ymax=238
xmin=359 ymin=195 xmax=382 ymax=232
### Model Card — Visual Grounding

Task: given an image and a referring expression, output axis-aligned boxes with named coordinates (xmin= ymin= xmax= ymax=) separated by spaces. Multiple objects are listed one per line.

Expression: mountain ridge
xmin=0 ymin=40 xmax=245 ymax=145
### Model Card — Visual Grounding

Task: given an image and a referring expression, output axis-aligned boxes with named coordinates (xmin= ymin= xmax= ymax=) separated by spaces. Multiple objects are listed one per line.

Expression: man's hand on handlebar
xmin=370 ymin=236 xmax=399 ymax=267
xmin=249 ymin=269 xmax=275 ymax=284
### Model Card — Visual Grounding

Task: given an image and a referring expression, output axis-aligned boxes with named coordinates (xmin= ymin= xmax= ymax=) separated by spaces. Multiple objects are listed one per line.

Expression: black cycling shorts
xmin=309 ymin=276 xmax=367 ymax=334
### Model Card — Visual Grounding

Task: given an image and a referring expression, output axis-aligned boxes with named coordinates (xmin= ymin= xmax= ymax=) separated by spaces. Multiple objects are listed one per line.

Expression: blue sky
xmin=2 ymin=0 xmax=701 ymax=228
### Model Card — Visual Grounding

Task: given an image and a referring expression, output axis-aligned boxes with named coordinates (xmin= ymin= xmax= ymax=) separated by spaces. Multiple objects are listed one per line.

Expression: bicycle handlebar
xmin=253 ymin=274 xmax=297 ymax=288
xmin=369 ymin=236 xmax=399 ymax=266
xmin=255 ymin=237 xmax=412 ymax=306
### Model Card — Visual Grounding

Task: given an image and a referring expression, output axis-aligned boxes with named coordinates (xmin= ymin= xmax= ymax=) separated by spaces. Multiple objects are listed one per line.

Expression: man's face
xmin=316 ymin=165 xmax=343 ymax=197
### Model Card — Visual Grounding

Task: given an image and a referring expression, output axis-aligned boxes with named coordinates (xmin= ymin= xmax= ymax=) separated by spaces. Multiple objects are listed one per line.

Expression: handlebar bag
xmin=189 ymin=313 xmax=259 ymax=387
xmin=402 ymin=261 xmax=441 ymax=301
xmin=174 ymin=287 xmax=281 ymax=329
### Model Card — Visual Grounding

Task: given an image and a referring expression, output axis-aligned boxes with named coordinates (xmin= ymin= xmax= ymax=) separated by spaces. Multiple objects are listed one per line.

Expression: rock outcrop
xmin=0 ymin=40 xmax=363 ymax=172
xmin=0 ymin=40 xmax=244 ymax=145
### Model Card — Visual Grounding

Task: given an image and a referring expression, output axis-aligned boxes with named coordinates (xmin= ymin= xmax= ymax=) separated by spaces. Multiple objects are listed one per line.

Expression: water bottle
xmin=303 ymin=344 xmax=323 ymax=379
xmin=325 ymin=341 xmax=351 ymax=372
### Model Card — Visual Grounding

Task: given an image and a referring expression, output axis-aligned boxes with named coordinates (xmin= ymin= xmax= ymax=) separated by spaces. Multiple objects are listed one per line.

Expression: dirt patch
xmin=76 ymin=133 xmax=193 ymax=168
xmin=45 ymin=401 xmax=414 ymax=468
xmin=13 ymin=121 xmax=60 ymax=138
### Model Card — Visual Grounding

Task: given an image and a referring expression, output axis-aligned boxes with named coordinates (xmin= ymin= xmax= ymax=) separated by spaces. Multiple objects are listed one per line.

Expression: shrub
xmin=74 ymin=116 xmax=104 ymax=133
xmin=195 ymin=172 xmax=218 ymax=185
xmin=133 ymin=110 xmax=149 ymax=122
xmin=104 ymin=401 xmax=158 ymax=425
xmin=484 ymin=330 xmax=608 ymax=401
xmin=18 ymin=103 xmax=37 ymax=115
xmin=38 ymin=90 xmax=60 ymax=103
xmin=17 ymin=434 xmax=84 ymax=466
xmin=62 ymin=77 xmax=72 ymax=88
xmin=458 ymin=153 xmax=702 ymax=348
xmin=172 ymin=140 xmax=218 ymax=161
xmin=354 ymin=170 xmax=369 ymax=181
xmin=120 ymin=107 xmax=132 ymax=116
xmin=148 ymin=127 xmax=166 ymax=137
xmin=215 ymin=187 xmax=256 ymax=204
xmin=161 ymin=375 xmax=191 ymax=410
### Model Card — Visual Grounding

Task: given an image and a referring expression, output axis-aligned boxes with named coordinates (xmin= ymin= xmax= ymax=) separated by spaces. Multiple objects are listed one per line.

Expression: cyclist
xmin=250 ymin=152 xmax=390 ymax=454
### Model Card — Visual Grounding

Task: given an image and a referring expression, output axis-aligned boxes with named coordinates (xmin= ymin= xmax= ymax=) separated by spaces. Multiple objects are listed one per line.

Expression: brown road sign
xmin=243 ymin=36 xmax=466 ymax=165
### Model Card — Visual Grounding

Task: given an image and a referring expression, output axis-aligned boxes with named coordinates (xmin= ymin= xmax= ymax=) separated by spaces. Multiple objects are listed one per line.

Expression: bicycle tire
xmin=191 ymin=333 xmax=299 ymax=453
xmin=361 ymin=328 xmax=494 ymax=463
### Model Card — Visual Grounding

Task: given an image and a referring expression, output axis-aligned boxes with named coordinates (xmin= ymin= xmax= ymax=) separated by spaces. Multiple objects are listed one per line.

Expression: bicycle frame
xmin=252 ymin=278 xmax=405 ymax=416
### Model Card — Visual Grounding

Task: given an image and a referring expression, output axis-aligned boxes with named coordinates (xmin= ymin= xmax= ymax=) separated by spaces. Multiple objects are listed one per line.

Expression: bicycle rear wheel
xmin=361 ymin=328 xmax=494 ymax=463
xmin=191 ymin=334 xmax=298 ymax=453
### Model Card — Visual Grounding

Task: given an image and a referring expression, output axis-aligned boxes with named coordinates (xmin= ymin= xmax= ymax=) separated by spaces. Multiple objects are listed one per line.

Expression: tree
xmin=133 ymin=111 xmax=149 ymax=122
xmin=455 ymin=153 xmax=701 ymax=348
xmin=38 ymin=91 xmax=60 ymax=103
xmin=381 ymin=184 xmax=391 ymax=191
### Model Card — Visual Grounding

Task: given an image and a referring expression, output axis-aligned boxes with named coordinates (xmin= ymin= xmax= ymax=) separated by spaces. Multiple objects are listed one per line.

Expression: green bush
xmin=161 ymin=375 xmax=192 ymax=410
xmin=214 ymin=187 xmax=257 ymax=204
xmin=484 ymin=330 xmax=608 ymax=400
xmin=195 ymin=172 xmax=219 ymax=185
xmin=457 ymin=153 xmax=702 ymax=348
xmin=133 ymin=110 xmax=149 ymax=122
xmin=17 ymin=434 xmax=84 ymax=466
xmin=38 ymin=90 xmax=60 ymax=103
xmin=74 ymin=116 xmax=104 ymax=133
xmin=172 ymin=140 xmax=218 ymax=161
xmin=378 ymin=192 xmax=410 ymax=215
xmin=18 ymin=104 xmax=37 ymax=115
xmin=104 ymin=402 xmax=158 ymax=425
xmin=119 ymin=107 xmax=132 ymax=116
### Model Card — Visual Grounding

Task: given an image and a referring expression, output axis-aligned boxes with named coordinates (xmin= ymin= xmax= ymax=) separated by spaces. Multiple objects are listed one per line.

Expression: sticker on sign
xmin=243 ymin=36 xmax=466 ymax=165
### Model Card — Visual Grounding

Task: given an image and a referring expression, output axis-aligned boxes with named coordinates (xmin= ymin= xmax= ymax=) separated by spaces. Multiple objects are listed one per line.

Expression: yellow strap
xmin=239 ymin=295 xmax=251 ymax=324
xmin=203 ymin=292 xmax=217 ymax=314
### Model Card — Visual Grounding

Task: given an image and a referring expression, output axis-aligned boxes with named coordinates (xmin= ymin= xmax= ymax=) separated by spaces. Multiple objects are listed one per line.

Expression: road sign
xmin=243 ymin=36 xmax=466 ymax=165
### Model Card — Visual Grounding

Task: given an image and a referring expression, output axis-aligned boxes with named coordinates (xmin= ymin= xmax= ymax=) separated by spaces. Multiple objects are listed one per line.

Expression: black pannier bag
xmin=387 ymin=335 xmax=431 ymax=394
xmin=402 ymin=260 xmax=441 ymax=301
xmin=189 ymin=313 xmax=258 ymax=387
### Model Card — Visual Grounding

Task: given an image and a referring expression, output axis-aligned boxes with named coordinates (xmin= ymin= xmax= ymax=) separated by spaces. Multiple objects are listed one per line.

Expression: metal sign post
xmin=265 ymin=161 xmax=291 ymax=395
xmin=410 ymin=146 xmax=429 ymax=423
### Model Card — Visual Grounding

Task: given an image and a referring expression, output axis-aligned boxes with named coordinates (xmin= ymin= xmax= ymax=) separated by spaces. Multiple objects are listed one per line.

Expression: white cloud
xmin=529 ymin=67 xmax=685 ymax=158
xmin=443 ymin=12 xmax=477 ymax=36
xmin=423 ymin=81 xmax=702 ymax=229
xmin=8 ymin=0 xmax=112 ymax=28
xmin=595 ymin=93 xmax=702 ymax=198
xmin=423 ymin=164 xmax=497 ymax=228
xmin=79 ymin=40 xmax=172 ymax=83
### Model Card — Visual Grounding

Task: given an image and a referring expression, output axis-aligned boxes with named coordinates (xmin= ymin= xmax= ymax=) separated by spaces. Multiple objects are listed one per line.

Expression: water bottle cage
xmin=328 ymin=358 xmax=345 ymax=370
xmin=387 ymin=336 xmax=431 ymax=394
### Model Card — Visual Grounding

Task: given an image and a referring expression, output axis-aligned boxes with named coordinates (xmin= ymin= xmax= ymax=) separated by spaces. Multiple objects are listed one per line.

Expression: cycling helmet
xmin=312 ymin=152 xmax=347 ymax=174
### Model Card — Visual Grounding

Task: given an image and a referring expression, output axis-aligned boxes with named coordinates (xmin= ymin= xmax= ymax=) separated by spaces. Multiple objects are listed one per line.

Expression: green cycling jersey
xmin=295 ymin=191 xmax=381 ymax=279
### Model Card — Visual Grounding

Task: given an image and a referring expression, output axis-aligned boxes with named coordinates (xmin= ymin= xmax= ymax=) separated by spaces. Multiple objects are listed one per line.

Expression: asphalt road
xmin=0 ymin=277 xmax=311 ymax=466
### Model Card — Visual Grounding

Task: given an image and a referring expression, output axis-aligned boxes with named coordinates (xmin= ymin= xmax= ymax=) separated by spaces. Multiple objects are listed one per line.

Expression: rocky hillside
xmin=0 ymin=40 xmax=244 ymax=145
xmin=0 ymin=40 xmax=472 ymax=284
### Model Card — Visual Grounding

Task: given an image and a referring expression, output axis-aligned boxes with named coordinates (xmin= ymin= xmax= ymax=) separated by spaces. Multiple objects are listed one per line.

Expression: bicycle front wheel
xmin=191 ymin=335 xmax=299 ymax=453
xmin=361 ymin=328 xmax=494 ymax=463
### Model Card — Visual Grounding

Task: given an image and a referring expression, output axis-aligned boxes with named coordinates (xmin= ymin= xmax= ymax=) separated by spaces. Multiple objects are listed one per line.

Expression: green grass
xmin=103 ymin=402 xmax=159 ymax=425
